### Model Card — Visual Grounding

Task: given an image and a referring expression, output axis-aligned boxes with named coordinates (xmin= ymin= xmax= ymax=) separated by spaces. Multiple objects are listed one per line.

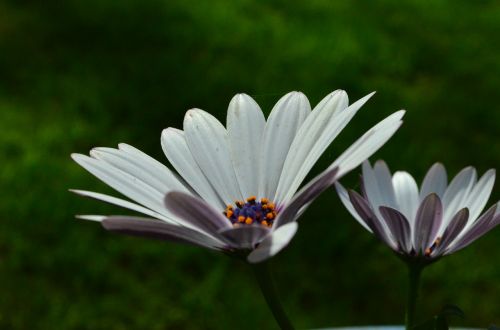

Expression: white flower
xmin=336 ymin=161 xmax=500 ymax=261
xmin=72 ymin=90 xmax=404 ymax=263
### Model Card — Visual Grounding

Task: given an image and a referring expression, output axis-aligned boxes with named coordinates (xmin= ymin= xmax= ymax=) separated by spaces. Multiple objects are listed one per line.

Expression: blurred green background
xmin=0 ymin=0 xmax=499 ymax=329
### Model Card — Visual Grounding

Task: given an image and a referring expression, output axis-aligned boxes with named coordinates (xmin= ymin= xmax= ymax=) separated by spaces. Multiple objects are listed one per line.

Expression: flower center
xmin=223 ymin=196 xmax=277 ymax=227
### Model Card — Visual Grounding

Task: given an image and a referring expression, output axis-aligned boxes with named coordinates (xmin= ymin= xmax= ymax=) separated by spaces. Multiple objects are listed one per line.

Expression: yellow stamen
xmin=225 ymin=210 xmax=233 ymax=218
xmin=235 ymin=200 xmax=244 ymax=208
xmin=238 ymin=216 xmax=245 ymax=223
xmin=247 ymin=196 xmax=257 ymax=203
xmin=245 ymin=217 xmax=253 ymax=225
xmin=267 ymin=203 xmax=275 ymax=210
xmin=261 ymin=198 xmax=269 ymax=204
xmin=266 ymin=212 xmax=275 ymax=220
xmin=262 ymin=220 xmax=269 ymax=227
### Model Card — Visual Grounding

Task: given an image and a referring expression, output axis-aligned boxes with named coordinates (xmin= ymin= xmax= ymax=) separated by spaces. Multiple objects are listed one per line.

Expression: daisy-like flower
xmin=335 ymin=161 xmax=500 ymax=261
xmin=335 ymin=160 xmax=500 ymax=329
xmin=72 ymin=91 xmax=405 ymax=263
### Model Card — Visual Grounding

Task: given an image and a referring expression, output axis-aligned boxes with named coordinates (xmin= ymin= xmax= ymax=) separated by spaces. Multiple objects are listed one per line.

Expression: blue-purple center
xmin=223 ymin=196 xmax=277 ymax=227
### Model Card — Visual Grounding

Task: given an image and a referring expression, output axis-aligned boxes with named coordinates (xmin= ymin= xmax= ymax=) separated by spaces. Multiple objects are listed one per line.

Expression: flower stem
xmin=252 ymin=261 xmax=294 ymax=330
xmin=405 ymin=263 xmax=423 ymax=330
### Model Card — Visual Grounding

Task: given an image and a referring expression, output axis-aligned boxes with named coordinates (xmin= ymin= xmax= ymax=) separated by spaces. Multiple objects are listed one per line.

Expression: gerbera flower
xmin=72 ymin=91 xmax=404 ymax=263
xmin=335 ymin=160 xmax=500 ymax=329
xmin=335 ymin=161 xmax=499 ymax=261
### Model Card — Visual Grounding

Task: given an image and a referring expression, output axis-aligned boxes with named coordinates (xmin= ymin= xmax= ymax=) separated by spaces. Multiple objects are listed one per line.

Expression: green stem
xmin=252 ymin=261 xmax=294 ymax=330
xmin=405 ymin=263 xmax=423 ymax=330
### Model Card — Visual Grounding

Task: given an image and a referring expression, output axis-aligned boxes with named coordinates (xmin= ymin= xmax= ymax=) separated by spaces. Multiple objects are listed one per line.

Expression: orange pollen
xmin=246 ymin=196 xmax=257 ymax=203
xmin=225 ymin=210 xmax=233 ymax=218
xmin=238 ymin=215 xmax=245 ymax=223
xmin=266 ymin=212 xmax=275 ymax=220
xmin=261 ymin=198 xmax=269 ymax=204
xmin=245 ymin=217 xmax=253 ymax=225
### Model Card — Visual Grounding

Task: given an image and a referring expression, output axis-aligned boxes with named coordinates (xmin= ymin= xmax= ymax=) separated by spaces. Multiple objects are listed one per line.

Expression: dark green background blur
xmin=0 ymin=0 xmax=499 ymax=329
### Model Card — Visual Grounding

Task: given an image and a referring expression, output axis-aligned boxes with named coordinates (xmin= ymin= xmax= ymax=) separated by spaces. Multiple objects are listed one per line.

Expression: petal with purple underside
xmin=218 ymin=225 xmax=271 ymax=249
xmin=102 ymin=216 xmax=225 ymax=249
xmin=274 ymin=167 xmax=338 ymax=228
xmin=348 ymin=190 xmax=396 ymax=249
xmin=334 ymin=182 xmax=372 ymax=232
xmin=247 ymin=222 xmax=298 ymax=263
xmin=447 ymin=203 xmax=498 ymax=254
xmin=164 ymin=191 xmax=232 ymax=236
xmin=379 ymin=206 xmax=412 ymax=253
xmin=413 ymin=194 xmax=443 ymax=254
xmin=433 ymin=208 xmax=468 ymax=256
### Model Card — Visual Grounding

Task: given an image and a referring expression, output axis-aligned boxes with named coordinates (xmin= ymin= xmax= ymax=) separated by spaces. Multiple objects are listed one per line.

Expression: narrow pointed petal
xmin=90 ymin=146 xmax=189 ymax=195
xmin=379 ymin=206 xmax=412 ymax=253
xmin=420 ymin=163 xmax=448 ymax=200
xmin=70 ymin=189 xmax=172 ymax=222
xmin=247 ymin=222 xmax=298 ymax=263
xmin=164 ymin=191 xmax=232 ymax=235
xmin=161 ymin=128 xmax=223 ymax=208
xmin=71 ymin=154 xmax=169 ymax=216
xmin=218 ymin=225 xmax=271 ymax=249
xmin=413 ymin=193 xmax=443 ymax=254
xmin=334 ymin=182 xmax=372 ymax=232
xmin=433 ymin=208 xmax=469 ymax=256
xmin=227 ymin=93 xmax=266 ymax=198
xmin=348 ymin=190 xmax=396 ymax=249
xmin=392 ymin=171 xmax=420 ymax=224
xmin=360 ymin=161 xmax=387 ymax=219
xmin=447 ymin=203 xmax=498 ymax=253
xmin=102 ymin=216 xmax=224 ymax=249
xmin=274 ymin=167 xmax=338 ymax=228
xmin=276 ymin=91 xmax=370 ymax=203
xmin=184 ymin=109 xmax=242 ymax=204
xmin=331 ymin=110 xmax=405 ymax=178
xmin=373 ymin=160 xmax=397 ymax=208
xmin=441 ymin=166 xmax=476 ymax=228
xmin=464 ymin=169 xmax=496 ymax=223
xmin=258 ymin=92 xmax=310 ymax=200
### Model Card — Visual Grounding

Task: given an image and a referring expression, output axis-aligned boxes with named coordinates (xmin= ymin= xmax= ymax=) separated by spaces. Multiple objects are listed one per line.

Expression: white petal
xmin=420 ymin=163 xmax=448 ymax=200
xmin=76 ymin=215 xmax=106 ymax=222
xmin=71 ymin=153 xmax=170 ymax=217
xmin=334 ymin=182 xmax=373 ymax=232
xmin=258 ymin=92 xmax=310 ymax=200
xmin=361 ymin=161 xmax=385 ymax=218
xmin=70 ymin=189 xmax=173 ymax=222
xmin=441 ymin=166 xmax=477 ymax=230
xmin=392 ymin=171 xmax=420 ymax=229
xmin=331 ymin=110 xmax=405 ymax=178
xmin=90 ymin=146 xmax=190 ymax=195
xmin=161 ymin=128 xmax=223 ymax=208
xmin=464 ymin=169 xmax=496 ymax=225
xmin=247 ymin=222 xmax=298 ymax=263
xmin=373 ymin=160 xmax=397 ymax=208
xmin=227 ymin=93 xmax=266 ymax=198
xmin=275 ymin=91 xmax=375 ymax=204
xmin=184 ymin=109 xmax=243 ymax=204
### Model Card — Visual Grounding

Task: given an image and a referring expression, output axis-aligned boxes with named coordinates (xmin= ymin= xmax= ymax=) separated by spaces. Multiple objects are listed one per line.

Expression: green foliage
xmin=0 ymin=0 xmax=499 ymax=328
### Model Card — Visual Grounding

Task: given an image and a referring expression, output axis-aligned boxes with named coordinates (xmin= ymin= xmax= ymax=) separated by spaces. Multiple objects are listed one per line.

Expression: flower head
xmin=336 ymin=161 xmax=500 ymax=262
xmin=72 ymin=91 xmax=404 ymax=263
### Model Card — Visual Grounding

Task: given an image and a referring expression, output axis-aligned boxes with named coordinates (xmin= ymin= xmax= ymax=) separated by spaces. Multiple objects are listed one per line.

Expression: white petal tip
xmin=76 ymin=215 xmax=106 ymax=222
